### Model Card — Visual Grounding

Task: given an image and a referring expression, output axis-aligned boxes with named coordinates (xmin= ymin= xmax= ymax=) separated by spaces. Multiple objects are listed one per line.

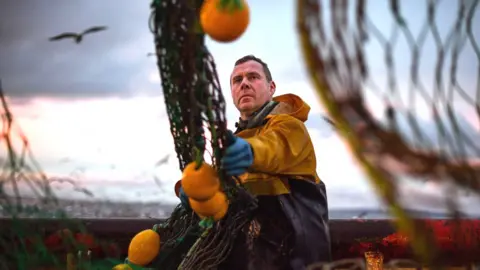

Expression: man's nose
xmin=240 ymin=78 xmax=250 ymax=89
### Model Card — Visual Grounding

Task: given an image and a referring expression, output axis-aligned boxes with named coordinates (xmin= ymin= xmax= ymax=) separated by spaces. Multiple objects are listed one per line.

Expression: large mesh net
xmin=298 ymin=0 xmax=479 ymax=266
xmin=0 ymin=0 xmax=479 ymax=269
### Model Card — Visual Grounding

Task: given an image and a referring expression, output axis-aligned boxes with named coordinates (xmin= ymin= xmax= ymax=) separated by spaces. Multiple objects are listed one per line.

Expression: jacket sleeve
xmin=243 ymin=115 xmax=315 ymax=175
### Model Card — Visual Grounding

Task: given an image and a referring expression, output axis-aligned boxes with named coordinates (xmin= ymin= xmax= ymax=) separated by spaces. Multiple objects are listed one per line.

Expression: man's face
xmin=230 ymin=60 xmax=276 ymax=118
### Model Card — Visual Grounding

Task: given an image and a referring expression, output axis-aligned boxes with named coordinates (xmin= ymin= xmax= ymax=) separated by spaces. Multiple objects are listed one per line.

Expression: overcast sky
xmin=1 ymin=0 xmax=479 ymax=214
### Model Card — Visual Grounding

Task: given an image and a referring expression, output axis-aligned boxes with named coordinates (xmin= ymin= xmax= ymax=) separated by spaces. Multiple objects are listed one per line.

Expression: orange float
xmin=199 ymin=0 xmax=250 ymax=42
xmin=181 ymin=161 xmax=220 ymax=201
xmin=190 ymin=191 xmax=229 ymax=221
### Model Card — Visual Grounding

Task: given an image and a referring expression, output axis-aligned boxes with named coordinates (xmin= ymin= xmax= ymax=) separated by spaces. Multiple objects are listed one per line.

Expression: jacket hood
xmin=270 ymin=93 xmax=311 ymax=122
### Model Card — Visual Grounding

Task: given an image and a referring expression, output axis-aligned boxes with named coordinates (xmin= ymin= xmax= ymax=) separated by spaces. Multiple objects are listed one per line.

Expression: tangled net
xmin=145 ymin=0 xmax=257 ymax=269
xmin=0 ymin=81 xmax=115 ymax=269
xmin=1 ymin=0 xmax=478 ymax=269
xmin=297 ymin=0 xmax=479 ymax=266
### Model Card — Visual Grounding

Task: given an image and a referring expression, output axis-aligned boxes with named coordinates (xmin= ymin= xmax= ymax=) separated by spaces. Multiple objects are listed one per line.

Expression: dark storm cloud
xmin=0 ymin=0 xmax=160 ymax=99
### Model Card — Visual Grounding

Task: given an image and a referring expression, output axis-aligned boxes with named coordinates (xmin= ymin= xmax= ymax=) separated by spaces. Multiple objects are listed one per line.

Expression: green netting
xmin=0 ymin=81 xmax=126 ymax=269
xmin=0 ymin=0 xmax=258 ymax=268
xmin=144 ymin=0 xmax=258 ymax=269
xmin=1 ymin=0 xmax=479 ymax=269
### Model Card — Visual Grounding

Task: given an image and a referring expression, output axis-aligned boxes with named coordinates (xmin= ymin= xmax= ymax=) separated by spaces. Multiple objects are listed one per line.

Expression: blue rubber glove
xmin=178 ymin=187 xmax=190 ymax=210
xmin=222 ymin=130 xmax=254 ymax=176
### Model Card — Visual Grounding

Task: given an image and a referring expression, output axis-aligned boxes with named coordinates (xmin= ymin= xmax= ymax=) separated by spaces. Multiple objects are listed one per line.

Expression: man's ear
xmin=269 ymin=81 xmax=276 ymax=96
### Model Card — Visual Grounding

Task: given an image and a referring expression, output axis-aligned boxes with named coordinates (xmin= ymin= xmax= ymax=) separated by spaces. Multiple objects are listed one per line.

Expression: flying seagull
xmin=49 ymin=26 xmax=108 ymax=44
xmin=322 ymin=115 xmax=336 ymax=127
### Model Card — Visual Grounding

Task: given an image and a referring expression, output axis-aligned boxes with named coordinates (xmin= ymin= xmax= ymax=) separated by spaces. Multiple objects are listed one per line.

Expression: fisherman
xmin=179 ymin=55 xmax=331 ymax=269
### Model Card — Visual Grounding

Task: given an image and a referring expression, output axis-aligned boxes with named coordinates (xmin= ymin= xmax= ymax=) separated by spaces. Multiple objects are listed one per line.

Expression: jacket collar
xmin=234 ymin=100 xmax=279 ymax=133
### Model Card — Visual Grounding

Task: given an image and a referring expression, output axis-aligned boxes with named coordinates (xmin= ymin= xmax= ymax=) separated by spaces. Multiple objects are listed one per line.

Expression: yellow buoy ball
xmin=112 ymin=264 xmax=133 ymax=270
xmin=128 ymin=229 xmax=161 ymax=266
xmin=181 ymin=161 xmax=220 ymax=201
xmin=190 ymin=191 xmax=228 ymax=218
xmin=198 ymin=198 xmax=229 ymax=221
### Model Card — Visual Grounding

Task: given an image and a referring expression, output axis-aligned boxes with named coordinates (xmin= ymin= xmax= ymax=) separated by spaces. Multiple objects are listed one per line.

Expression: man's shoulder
xmin=264 ymin=114 xmax=312 ymax=137
xmin=267 ymin=113 xmax=307 ymax=127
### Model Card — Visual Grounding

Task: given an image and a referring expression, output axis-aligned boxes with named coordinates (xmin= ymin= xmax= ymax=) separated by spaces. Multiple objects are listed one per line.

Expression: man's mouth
xmin=239 ymin=95 xmax=253 ymax=102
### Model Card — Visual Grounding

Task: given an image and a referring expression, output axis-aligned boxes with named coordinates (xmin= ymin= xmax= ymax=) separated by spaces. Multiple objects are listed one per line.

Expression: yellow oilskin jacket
xmin=236 ymin=93 xmax=321 ymax=196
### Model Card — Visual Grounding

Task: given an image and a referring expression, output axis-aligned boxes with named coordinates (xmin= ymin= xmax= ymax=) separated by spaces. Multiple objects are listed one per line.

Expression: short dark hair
xmin=234 ymin=55 xmax=273 ymax=82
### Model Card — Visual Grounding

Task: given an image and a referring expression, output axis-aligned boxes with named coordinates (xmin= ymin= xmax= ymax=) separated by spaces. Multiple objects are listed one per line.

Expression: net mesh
xmin=146 ymin=0 xmax=257 ymax=269
xmin=0 ymin=81 xmax=121 ymax=269
xmin=297 ymin=0 xmax=479 ymax=265
xmin=0 ymin=0 xmax=479 ymax=269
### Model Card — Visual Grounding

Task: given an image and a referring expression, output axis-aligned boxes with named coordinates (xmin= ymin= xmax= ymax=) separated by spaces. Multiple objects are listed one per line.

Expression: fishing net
xmin=142 ymin=0 xmax=258 ymax=269
xmin=2 ymin=0 xmax=479 ymax=269
xmin=297 ymin=0 xmax=479 ymax=266
xmin=0 ymin=81 xmax=123 ymax=269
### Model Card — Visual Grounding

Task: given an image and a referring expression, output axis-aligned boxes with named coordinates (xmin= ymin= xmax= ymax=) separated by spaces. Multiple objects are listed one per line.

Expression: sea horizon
xmin=1 ymin=196 xmax=477 ymax=220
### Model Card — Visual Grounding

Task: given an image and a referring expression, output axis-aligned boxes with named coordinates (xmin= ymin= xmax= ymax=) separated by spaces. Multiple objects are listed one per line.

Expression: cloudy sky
xmin=1 ymin=0 xmax=479 ymax=214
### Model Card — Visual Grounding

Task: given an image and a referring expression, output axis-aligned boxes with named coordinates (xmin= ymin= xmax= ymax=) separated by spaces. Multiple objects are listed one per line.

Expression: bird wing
xmin=82 ymin=26 xmax=108 ymax=35
xmin=49 ymin=33 xmax=79 ymax=41
xmin=322 ymin=116 xmax=336 ymax=127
